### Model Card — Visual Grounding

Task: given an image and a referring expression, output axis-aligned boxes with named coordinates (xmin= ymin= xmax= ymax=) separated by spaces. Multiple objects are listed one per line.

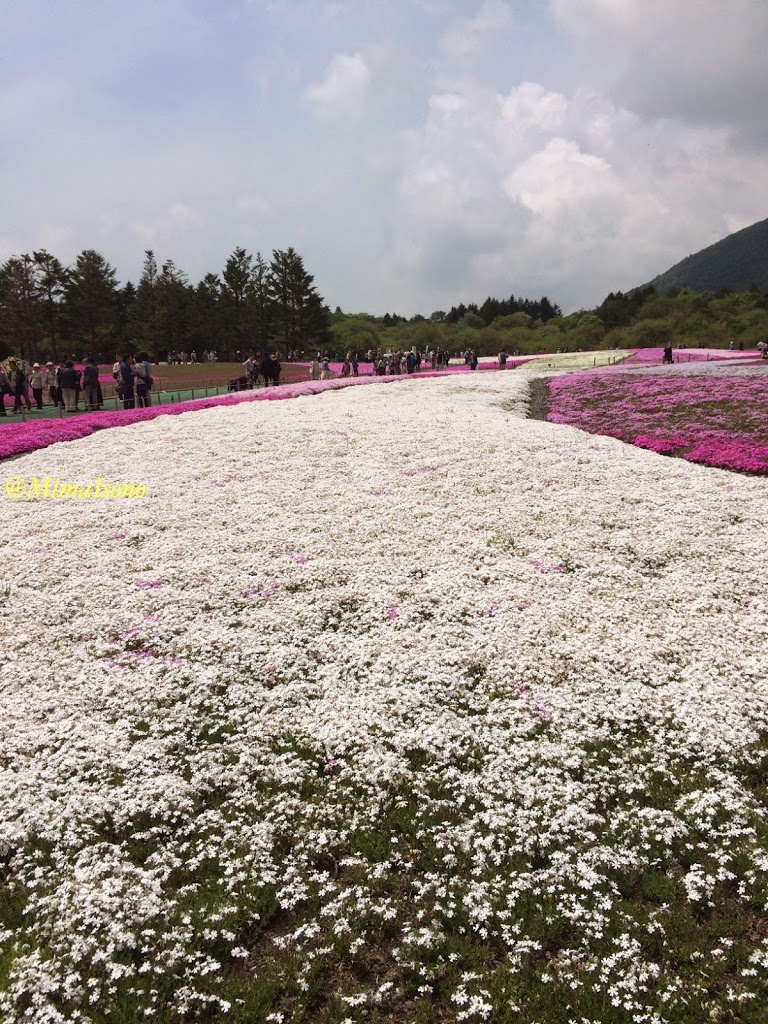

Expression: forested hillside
xmin=329 ymin=286 xmax=768 ymax=357
xmin=642 ymin=217 xmax=768 ymax=295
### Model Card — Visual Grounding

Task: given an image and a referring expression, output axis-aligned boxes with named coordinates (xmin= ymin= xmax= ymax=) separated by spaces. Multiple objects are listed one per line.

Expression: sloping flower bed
xmin=547 ymin=367 xmax=768 ymax=473
xmin=623 ymin=347 xmax=761 ymax=364
xmin=0 ymin=373 xmax=456 ymax=461
xmin=1 ymin=375 xmax=767 ymax=1023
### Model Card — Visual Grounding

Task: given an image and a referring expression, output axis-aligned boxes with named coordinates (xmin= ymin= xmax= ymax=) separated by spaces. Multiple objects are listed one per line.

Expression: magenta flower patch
xmin=547 ymin=366 xmax=768 ymax=474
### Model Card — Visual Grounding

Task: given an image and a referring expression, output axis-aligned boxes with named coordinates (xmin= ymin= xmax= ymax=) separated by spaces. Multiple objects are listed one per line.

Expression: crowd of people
xmin=0 ymin=353 xmax=156 ymax=415
xmin=0 ymin=357 xmax=108 ymax=415
xmin=233 ymin=353 xmax=283 ymax=390
xmin=0 ymin=345 xmax=528 ymax=419
xmin=166 ymin=350 xmax=219 ymax=364
xmin=113 ymin=353 xmax=154 ymax=410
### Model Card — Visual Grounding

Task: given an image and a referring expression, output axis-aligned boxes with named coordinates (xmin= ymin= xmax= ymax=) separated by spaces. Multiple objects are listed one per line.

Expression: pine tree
xmin=221 ymin=247 xmax=254 ymax=359
xmin=134 ymin=250 xmax=161 ymax=354
xmin=33 ymin=250 xmax=67 ymax=362
xmin=190 ymin=274 xmax=222 ymax=356
xmin=269 ymin=247 xmax=329 ymax=353
xmin=251 ymin=252 xmax=273 ymax=356
xmin=157 ymin=259 xmax=191 ymax=353
xmin=0 ymin=254 xmax=40 ymax=363
xmin=63 ymin=250 xmax=119 ymax=359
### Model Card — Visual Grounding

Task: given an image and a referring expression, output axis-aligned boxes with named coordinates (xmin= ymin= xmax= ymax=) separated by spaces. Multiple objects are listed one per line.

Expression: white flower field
xmin=1 ymin=373 xmax=767 ymax=1024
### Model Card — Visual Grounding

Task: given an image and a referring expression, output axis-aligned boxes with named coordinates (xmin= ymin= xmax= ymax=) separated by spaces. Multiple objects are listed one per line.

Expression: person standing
xmin=44 ymin=362 xmax=58 ymax=407
xmin=119 ymin=354 xmax=135 ymax=410
xmin=260 ymin=353 xmax=272 ymax=386
xmin=7 ymin=360 xmax=32 ymax=413
xmin=59 ymin=360 xmax=79 ymax=412
xmin=0 ymin=363 xmax=12 ymax=416
xmin=73 ymin=363 xmax=82 ymax=410
xmin=136 ymin=352 xmax=153 ymax=405
xmin=133 ymin=358 xmax=149 ymax=408
xmin=243 ymin=354 xmax=257 ymax=387
xmin=29 ymin=363 xmax=44 ymax=409
xmin=498 ymin=349 xmax=508 ymax=371
xmin=309 ymin=358 xmax=321 ymax=381
xmin=82 ymin=359 xmax=100 ymax=411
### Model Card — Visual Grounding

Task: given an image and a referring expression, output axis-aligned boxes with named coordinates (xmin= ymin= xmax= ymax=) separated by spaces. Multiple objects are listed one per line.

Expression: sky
xmin=2 ymin=0 xmax=767 ymax=315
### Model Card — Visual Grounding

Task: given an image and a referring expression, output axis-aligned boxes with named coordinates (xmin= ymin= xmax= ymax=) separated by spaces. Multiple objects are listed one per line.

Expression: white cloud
xmin=503 ymin=138 xmax=614 ymax=216
xmin=500 ymin=82 xmax=568 ymax=133
xmin=3 ymin=0 xmax=768 ymax=317
xmin=384 ymin=76 xmax=768 ymax=311
xmin=428 ymin=92 xmax=467 ymax=115
xmin=438 ymin=0 xmax=512 ymax=61
xmin=304 ymin=52 xmax=371 ymax=119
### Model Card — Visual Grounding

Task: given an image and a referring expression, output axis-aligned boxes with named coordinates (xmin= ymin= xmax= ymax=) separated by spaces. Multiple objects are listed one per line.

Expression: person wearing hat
xmin=29 ymin=362 xmax=44 ymax=410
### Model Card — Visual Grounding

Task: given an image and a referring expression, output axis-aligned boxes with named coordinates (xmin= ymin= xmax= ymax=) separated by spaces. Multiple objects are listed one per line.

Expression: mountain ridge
xmin=639 ymin=216 xmax=768 ymax=295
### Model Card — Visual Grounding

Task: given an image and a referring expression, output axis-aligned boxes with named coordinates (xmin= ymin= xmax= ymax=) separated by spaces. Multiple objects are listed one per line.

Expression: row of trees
xmin=327 ymin=285 xmax=768 ymax=358
xmin=6 ymin=243 xmax=764 ymax=365
xmin=0 ymin=247 xmax=330 ymax=364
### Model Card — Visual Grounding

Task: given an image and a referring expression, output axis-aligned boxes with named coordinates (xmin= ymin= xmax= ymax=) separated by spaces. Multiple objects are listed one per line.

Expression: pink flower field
xmin=622 ymin=347 xmax=762 ymax=365
xmin=547 ymin=367 xmax=768 ymax=473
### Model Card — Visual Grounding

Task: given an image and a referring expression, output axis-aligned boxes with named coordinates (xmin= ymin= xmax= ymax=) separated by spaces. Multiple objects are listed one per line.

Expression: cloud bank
xmin=1 ymin=0 xmax=766 ymax=314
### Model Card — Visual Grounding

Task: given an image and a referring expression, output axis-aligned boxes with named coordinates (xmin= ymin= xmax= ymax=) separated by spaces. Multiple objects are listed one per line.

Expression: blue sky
xmin=2 ymin=0 xmax=767 ymax=314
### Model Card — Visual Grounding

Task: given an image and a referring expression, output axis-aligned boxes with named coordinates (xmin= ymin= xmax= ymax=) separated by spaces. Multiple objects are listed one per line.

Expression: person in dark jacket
xmin=59 ymin=361 xmax=79 ymax=412
xmin=82 ymin=359 xmax=100 ymax=411
xmin=7 ymin=361 xmax=32 ymax=413
xmin=0 ymin=364 xmax=12 ymax=415
xmin=260 ymin=354 xmax=272 ymax=385
xmin=119 ymin=354 xmax=135 ymax=410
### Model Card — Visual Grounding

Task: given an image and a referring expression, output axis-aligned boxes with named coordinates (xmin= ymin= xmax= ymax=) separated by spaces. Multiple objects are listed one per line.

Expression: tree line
xmin=327 ymin=285 xmax=768 ymax=359
xmin=0 ymin=246 xmax=331 ymax=364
